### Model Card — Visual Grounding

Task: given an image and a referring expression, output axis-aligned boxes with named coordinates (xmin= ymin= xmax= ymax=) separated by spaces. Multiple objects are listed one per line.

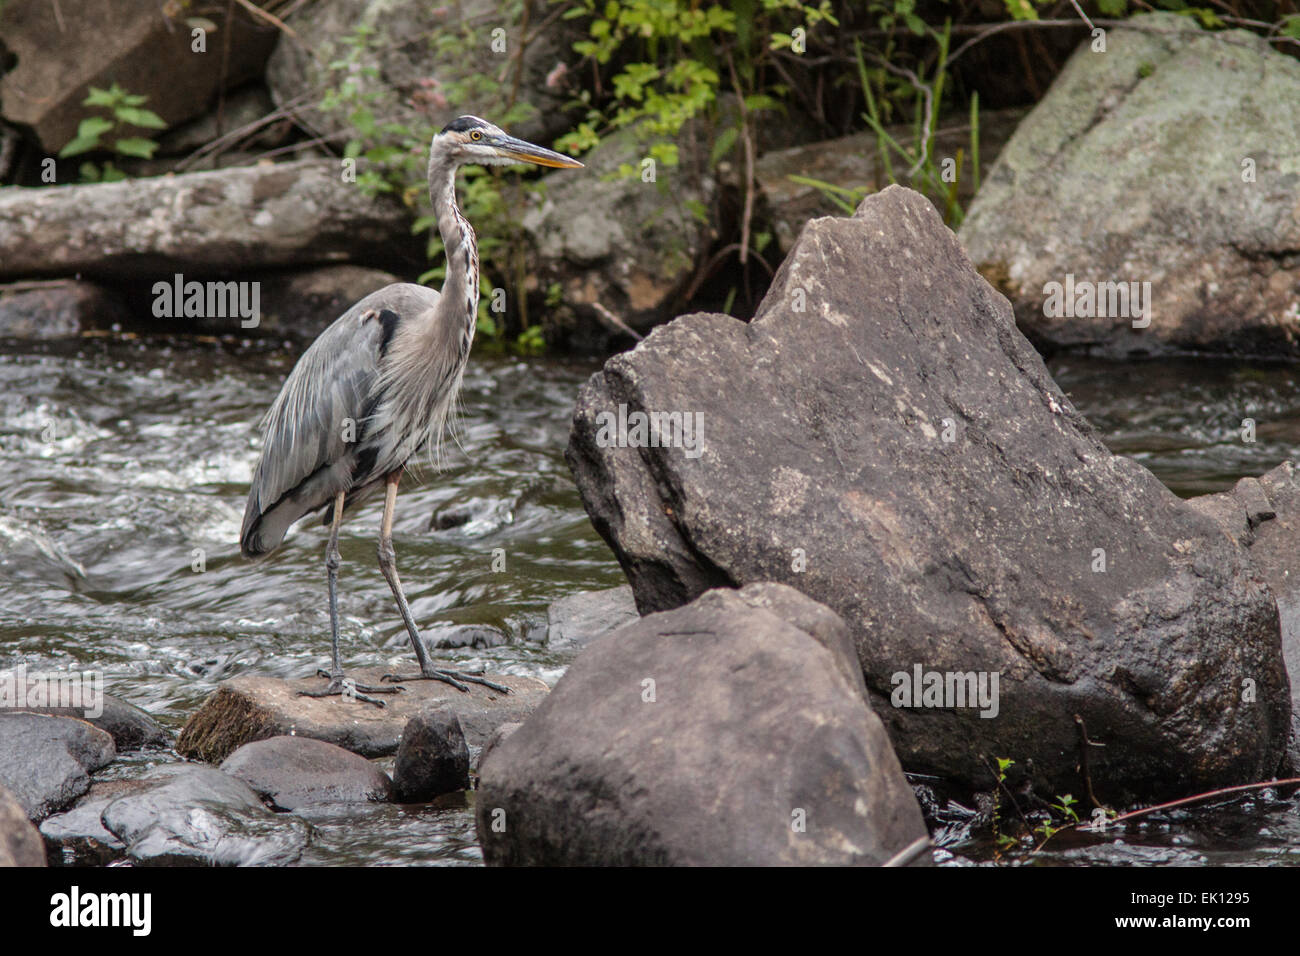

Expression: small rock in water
xmin=220 ymin=736 xmax=392 ymax=810
xmin=431 ymin=625 xmax=508 ymax=650
xmin=39 ymin=778 xmax=144 ymax=866
xmin=9 ymin=681 xmax=171 ymax=751
xmin=546 ymin=585 xmax=639 ymax=653
xmin=98 ymin=765 xmax=310 ymax=866
xmin=0 ymin=784 xmax=46 ymax=867
xmin=392 ymin=705 xmax=471 ymax=802
xmin=176 ymin=667 xmax=547 ymax=763
xmin=0 ymin=713 xmax=116 ymax=821
xmin=430 ymin=503 xmax=474 ymax=530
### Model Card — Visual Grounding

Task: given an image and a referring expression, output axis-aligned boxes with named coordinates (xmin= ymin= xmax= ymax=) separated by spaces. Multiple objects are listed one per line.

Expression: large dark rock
xmin=477 ymin=583 xmax=929 ymax=866
xmin=177 ymin=668 xmax=547 ymax=763
xmin=0 ymin=1 xmax=276 ymax=154
xmin=97 ymin=764 xmax=310 ymax=866
xmin=391 ymin=705 xmax=471 ymax=802
xmin=8 ymin=679 xmax=170 ymax=751
xmin=0 ymin=713 xmax=116 ymax=820
xmin=566 ymin=184 xmax=1290 ymax=802
xmin=1188 ymin=462 xmax=1300 ymax=770
xmin=0 ymin=281 xmax=127 ymax=339
xmin=0 ymin=160 xmax=417 ymax=283
xmin=959 ymin=13 xmax=1300 ymax=357
xmin=266 ymin=0 xmax=574 ymax=147
xmin=220 ymin=736 xmax=392 ymax=810
xmin=522 ymin=125 xmax=714 ymax=351
xmin=0 ymin=784 xmax=45 ymax=867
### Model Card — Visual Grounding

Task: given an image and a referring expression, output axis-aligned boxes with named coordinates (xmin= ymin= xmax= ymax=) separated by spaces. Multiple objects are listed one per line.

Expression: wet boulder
xmin=98 ymin=764 xmax=310 ymax=866
xmin=38 ymin=778 xmax=146 ymax=866
xmin=177 ymin=667 xmax=547 ymax=763
xmin=0 ymin=713 xmax=116 ymax=820
xmin=545 ymin=584 xmax=639 ymax=655
xmin=959 ymin=13 xmax=1300 ymax=357
xmin=391 ymin=705 xmax=471 ymax=802
xmin=0 ymin=784 xmax=45 ymax=867
xmin=566 ymin=184 xmax=1290 ymax=802
xmin=7 ymin=678 xmax=170 ymax=751
xmin=477 ymin=583 xmax=930 ymax=866
xmin=220 ymin=736 xmax=392 ymax=810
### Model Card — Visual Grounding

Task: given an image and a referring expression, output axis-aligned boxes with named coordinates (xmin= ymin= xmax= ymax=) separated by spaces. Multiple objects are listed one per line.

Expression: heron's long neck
xmin=429 ymin=156 xmax=478 ymax=361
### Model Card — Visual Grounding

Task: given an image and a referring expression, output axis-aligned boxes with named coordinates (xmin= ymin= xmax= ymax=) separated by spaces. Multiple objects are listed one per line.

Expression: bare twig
xmin=1073 ymin=714 xmax=1105 ymax=810
xmin=589 ymin=301 xmax=644 ymax=342
xmin=1104 ymin=776 xmax=1300 ymax=828
xmin=882 ymin=835 xmax=932 ymax=867
xmin=231 ymin=0 xmax=298 ymax=37
xmin=724 ymin=51 xmax=755 ymax=267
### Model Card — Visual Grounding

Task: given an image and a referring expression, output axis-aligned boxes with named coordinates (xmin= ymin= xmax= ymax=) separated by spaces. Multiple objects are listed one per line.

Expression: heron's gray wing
xmin=240 ymin=283 xmax=439 ymax=555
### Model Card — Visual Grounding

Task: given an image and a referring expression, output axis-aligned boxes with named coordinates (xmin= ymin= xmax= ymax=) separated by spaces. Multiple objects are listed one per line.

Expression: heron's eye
xmin=470 ymin=130 xmax=482 ymax=141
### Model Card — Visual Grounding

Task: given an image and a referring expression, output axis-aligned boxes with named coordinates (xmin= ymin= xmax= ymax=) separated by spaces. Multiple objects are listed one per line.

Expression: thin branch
xmin=231 ymin=0 xmax=298 ymax=38
xmin=1102 ymin=776 xmax=1300 ymax=828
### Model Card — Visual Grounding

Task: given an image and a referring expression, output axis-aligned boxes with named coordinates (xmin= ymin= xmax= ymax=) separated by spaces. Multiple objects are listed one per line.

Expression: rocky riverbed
xmin=3 ymin=281 xmax=1300 ymax=866
xmin=4 ymin=3 xmax=1300 ymax=867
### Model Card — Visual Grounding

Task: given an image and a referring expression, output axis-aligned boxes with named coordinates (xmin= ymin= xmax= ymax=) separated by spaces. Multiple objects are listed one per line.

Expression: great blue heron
xmin=240 ymin=116 xmax=582 ymax=706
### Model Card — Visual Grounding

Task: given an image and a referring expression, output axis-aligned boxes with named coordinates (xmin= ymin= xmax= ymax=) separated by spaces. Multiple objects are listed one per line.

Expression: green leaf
xmin=83 ymin=86 xmax=119 ymax=107
xmin=115 ymin=107 xmax=167 ymax=129
xmin=58 ymin=135 xmax=102 ymax=158
xmin=1002 ymin=0 xmax=1038 ymax=21
xmin=114 ymin=136 xmax=157 ymax=158
xmin=1284 ymin=15 xmax=1300 ymax=39
xmin=76 ymin=116 xmax=114 ymax=140
xmin=710 ymin=125 xmax=738 ymax=165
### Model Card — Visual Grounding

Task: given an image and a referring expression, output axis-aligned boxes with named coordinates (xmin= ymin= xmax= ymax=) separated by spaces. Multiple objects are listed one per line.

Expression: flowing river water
xmin=2 ymin=333 xmax=1299 ymax=865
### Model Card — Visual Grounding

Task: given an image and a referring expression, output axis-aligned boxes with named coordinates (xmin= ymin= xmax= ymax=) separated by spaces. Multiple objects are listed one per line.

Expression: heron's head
xmin=433 ymin=115 xmax=583 ymax=170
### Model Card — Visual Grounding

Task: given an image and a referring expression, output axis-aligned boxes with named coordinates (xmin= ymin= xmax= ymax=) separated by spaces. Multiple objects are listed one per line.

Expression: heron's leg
xmin=300 ymin=490 xmax=400 ymax=707
xmin=375 ymin=471 xmax=511 ymax=695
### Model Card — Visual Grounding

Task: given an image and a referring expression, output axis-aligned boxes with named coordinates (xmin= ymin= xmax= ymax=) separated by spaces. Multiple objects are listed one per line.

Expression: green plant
xmin=58 ymin=83 xmax=167 ymax=181
xmin=853 ymin=24 xmax=979 ymax=226
xmin=556 ymin=0 xmax=838 ymax=175
xmin=992 ymin=756 xmax=1017 ymax=852
xmin=1034 ymin=792 xmax=1081 ymax=844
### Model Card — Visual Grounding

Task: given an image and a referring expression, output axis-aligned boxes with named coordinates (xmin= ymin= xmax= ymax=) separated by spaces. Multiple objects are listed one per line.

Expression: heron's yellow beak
xmin=490 ymin=133 xmax=584 ymax=169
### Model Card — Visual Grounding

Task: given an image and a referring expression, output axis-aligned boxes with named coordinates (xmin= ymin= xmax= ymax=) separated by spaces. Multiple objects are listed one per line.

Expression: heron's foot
xmin=380 ymin=667 xmax=511 ymax=695
xmin=300 ymin=673 xmax=403 ymax=708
